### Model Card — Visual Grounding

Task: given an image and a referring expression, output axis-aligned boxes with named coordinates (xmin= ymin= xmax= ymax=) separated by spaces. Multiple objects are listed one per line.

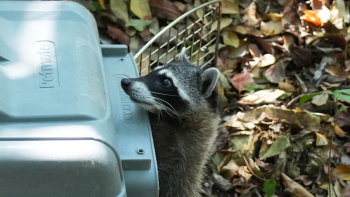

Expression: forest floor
xmin=77 ymin=0 xmax=350 ymax=196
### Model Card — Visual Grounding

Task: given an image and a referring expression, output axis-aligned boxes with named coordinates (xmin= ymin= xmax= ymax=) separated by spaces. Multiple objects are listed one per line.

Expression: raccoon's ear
xmin=178 ymin=47 xmax=190 ymax=62
xmin=200 ymin=67 xmax=220 ymax=98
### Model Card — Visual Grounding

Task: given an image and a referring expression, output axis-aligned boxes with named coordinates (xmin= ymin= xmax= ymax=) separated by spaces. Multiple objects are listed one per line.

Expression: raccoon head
xmin=121 ymin=48 xmax=220 ymax=116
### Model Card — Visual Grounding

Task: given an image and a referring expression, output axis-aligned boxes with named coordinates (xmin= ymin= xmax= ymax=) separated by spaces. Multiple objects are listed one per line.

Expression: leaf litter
xmin=77 ymin=0 xmax=350 ymax=196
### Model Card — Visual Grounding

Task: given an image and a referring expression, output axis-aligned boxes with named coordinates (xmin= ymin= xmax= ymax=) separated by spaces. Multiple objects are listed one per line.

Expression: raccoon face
xmin=121 ymin=48 xmax=220 ymax=116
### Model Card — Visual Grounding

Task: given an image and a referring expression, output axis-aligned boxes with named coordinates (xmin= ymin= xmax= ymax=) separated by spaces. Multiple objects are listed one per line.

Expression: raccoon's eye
xmin=160 ymin=78 xmax=172 ymax=87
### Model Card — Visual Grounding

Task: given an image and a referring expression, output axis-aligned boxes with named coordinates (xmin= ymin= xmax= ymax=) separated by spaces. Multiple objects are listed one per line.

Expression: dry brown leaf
xmin=230 ymin=70 xmax=253 ymax=92
xmin=173 ymin=2 xmax=186 ymax=12
xmin=221 ymin=159 xmax=240 ymax=179
xmin=138 ymin=29 xmax=153 ymax=42
xmin=335 ymin=166 xmax=350 ymax=180
xmin=278 ymin=82 xmax=296 ymax=92
xmin=248 ymin=44 xmax=261 ymax=58
xmin=281 ymin=173 xmax=314 ymax=197
xmin=332 ymin=122 xmax=347 ymax=137
xmin=243 ymin=2 xmax=259 ymax=26
xmin=330 ymin=0 xmax=346 ymax=29
xmin=290 ymin=46 xmax=315 ymax=68
xmin=264 ymin=61 xmax=286 ymax=83
xmin=325 ymin=65 xmax=349 ymax=77
xmin=107 ymin=24 xmax=130 ymax=45
xmin=240 ymin=90 xmax=285 ymax=104
xmin=315 ymin=132 xmax=328 ymax=146
xmin=258 ymin=54 xmax=276 ymax=67
xmin=255 ymin=37 xmax=274 ymax=54
xmin=149 ymin=0 xmax=182 ymax=21
xmin=237 ymin=166 xmax=253 ymax=181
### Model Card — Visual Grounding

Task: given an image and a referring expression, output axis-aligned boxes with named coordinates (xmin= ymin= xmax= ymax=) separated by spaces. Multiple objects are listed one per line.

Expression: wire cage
xmin=134 ymin=0 xmax=222 ymax=76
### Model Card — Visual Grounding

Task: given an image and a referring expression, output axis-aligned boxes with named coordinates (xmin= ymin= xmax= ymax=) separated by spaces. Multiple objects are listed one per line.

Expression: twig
xmin=286 ymin=93 xmax=305 ymax=108
xmin=242 ymin=155 xmax=265 ymax=181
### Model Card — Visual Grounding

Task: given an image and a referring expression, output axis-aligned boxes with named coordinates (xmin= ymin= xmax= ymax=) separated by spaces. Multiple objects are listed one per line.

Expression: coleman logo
xmin=33 ymin=41 xmax=59 ymax=88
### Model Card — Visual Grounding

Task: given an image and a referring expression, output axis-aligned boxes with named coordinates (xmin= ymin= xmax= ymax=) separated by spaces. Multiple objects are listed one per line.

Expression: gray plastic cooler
xmin=0 ymin=1 xmax=158 ymax=197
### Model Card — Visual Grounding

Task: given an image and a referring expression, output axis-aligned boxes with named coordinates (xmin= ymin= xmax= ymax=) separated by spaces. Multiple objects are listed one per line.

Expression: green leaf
xmin=264 ymin=179 xmax=277 ymax=197
xmin=260 ymin=136 xmax=290 ymax=160
xmin=300 ymin=92 xmax=322 ymax=105
xmin=337 ymin=89 xmax=350 ymax=94
xmin=92 ymin=1 xmax=102 ymax=14
xmin=337 ymin=105 xmax=348 ymax=114
xmin=334 ymin=89 xmax=350 ymax=103
xmin=126 ymin=19 xmax=152 ymax=31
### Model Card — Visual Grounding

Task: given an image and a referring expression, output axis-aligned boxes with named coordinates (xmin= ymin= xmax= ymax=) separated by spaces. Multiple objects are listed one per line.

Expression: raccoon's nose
xmin=121 ymin=78 xmax=132 ymax=88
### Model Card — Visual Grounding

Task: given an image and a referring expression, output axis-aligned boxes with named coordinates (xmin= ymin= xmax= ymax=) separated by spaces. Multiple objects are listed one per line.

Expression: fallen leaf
xmin=260 ymin=136 xmax=290 ymax=160
xmin=230 ymin=70 xmax=253 ymax=92
xmin=126 ymin=19 xmax=152 ymax=31
xmin=173 ymin=2 xmax=186 ymax=12
xmin=237 ymin=166 xmax=253 ymax=181
xmin=290 ymin=46 xmax=315 ymax=68
xmin=330 ymin=0 xmax=346 ymax=29
xmin=240 ymin=89 xmax=285 ymax=104
xmin=281 ymin=173 xmax=314 ymax=197
xmin=332 ymin=122 xmax=347 ymax=137
xmin=264 ymin=179 xmax=277 ymax=197
xmin=264 ymin=61 xmax=286 ymax=83
xmin=212 ymin=173 xmax=233 ymax=191
xmin=149 ymin=17 xmax=159 ymax=35
xmin=315 ymin=132 xmax=328 ymax=146
xmin=130 ymin=0 xmax=152 ymax=20
xmin=301 ymin=10 xmax=323 ymax=26
xmin=212 ymin=18 xmax=232 ymax=31
xmin=261 ymin=21 xmax=283 ymax=36
xmin=268 ymin=13 xmax=283 ymax=21
xmin=248 ymin=44 xmax=261 ymax=58
xmin=243 ymin=2 xmax=259 ymax=26
xmin=311 ymin=93 xmax=329 ymax=106
xmin=229 ymin=42 xmax=249 ymax=58
xmin=138 ymin=29 xmax=153 ymax=42
xmin=221 ymin=159 xmax=240 ymax=179
xmin=221 ymin=0 xmax=239 ymax=14
xmin=223 ymin=31 xmax=239 ymax=48
xmin=107 ymin=24 xmax=130 ymax=45
xmin=278 ymin=82 xmax=296 ymax=92
xmin=110 ymin=0 xmax=129 ymax=23
xmin=325 ymin=65 xmax=349 ymax=77
xmin=149 ymin=0 xmax=182 ymax=21
xmin=335 ymin=165 xmax=350 ymax=180
xmin=258 ymin=54 xmax=276 ymax=67
xmin=232 ymin=25 xmax=247 ymax=34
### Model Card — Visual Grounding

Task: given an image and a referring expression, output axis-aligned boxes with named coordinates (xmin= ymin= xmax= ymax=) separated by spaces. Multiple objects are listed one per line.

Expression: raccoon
xmin=121 ymin=48 xmax=220 ymax=197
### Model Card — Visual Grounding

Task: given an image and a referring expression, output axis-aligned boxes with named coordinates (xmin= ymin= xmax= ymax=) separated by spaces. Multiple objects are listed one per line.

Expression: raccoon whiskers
xmin=150 ymin=91 xmax=179 ymax=97
xmin=154 ymin=97 xmax=182 ymax=123
xmin=154 ymin=100 xmax=178 ymax=119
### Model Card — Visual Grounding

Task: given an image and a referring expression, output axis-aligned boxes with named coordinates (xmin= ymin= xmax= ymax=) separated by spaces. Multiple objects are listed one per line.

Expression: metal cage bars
xmin=134 ymin=0 xmax=222 ymax=76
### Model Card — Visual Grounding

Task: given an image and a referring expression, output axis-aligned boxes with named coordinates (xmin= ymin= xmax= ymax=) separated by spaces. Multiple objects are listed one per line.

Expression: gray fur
xmin=178 ymin=47 xmax=190 ymax=63
xmin=121 ymin=51 xmax=220 ymax=197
